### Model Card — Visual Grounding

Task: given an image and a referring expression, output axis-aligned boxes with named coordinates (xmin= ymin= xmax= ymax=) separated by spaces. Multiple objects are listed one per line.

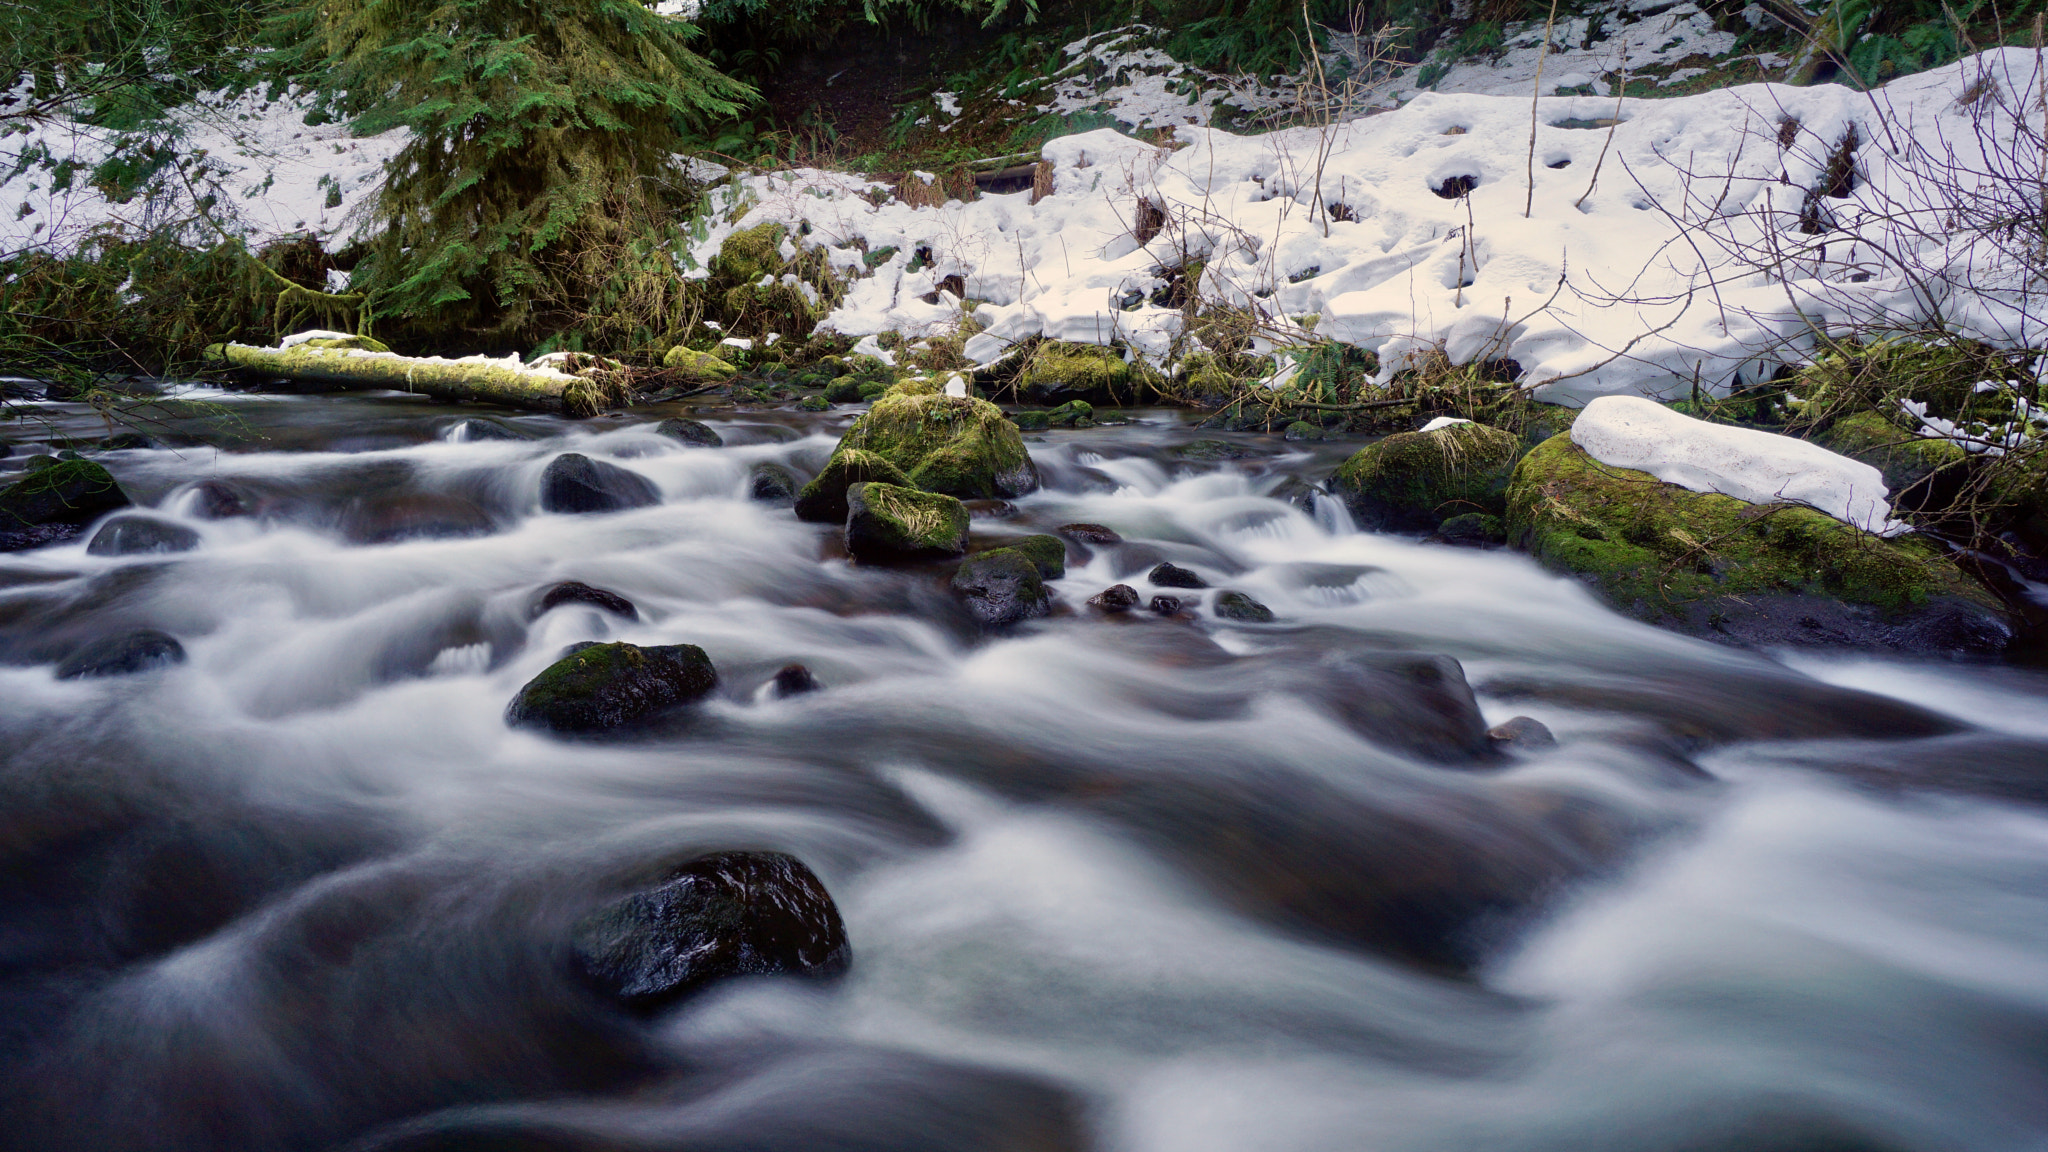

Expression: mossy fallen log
xmin=206 ymin=335 xmax=611 ymax=415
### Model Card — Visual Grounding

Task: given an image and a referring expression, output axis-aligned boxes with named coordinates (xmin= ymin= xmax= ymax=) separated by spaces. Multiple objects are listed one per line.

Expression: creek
xmin=2 ymin=388 xmax=2046 ymax=1152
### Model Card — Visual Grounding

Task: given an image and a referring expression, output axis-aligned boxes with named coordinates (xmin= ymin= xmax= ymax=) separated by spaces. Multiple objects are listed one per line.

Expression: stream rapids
xmin=2 ymin=388 xmax=2046 ymax=1152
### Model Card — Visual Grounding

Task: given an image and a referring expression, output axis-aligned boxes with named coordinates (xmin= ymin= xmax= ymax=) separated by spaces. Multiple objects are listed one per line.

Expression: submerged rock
xmin=506 ymin=641 xmax=718 ymax=733
xmin=1174 ymin=438 xmax=1263 ymax=462
xmin=57 ymin=629 xmax=186 ymax=678
xmin=0 ymin=458 xmax=130 ymax=550
xmin=1212 ymin=591 xmax=1274 ymax=622
xmin=831 ymin=392 xmax=1038 ymax=500
xmin=1487 ymin=716 xmax=1558 ymax=753
xmin=655 ymin=417 xmax=723 ymax=448
xmin=189 ymin=480 xmax=253 ymax=519
xmin=570 ymin=850 xmax=850 ymax=1012
xmin=1506 ymin=431 xmax=2010 ymax=655
xmin=86 ymin=515 xmax=199 ymax=556
xmin=952 ymin=548 xmax=1051 ymax=628
xmin=748 ymin=462 xmax=799 ymax=505
xmin=844 ymin=482 xmax=970 ymax=562
xmin=540 ymin=453 xmax=660 ymax=515
xmin=793 ymin=448 xmax=912 ymax=523
xmin=771 ymin=663 xmax=819 ymax=697
xmin=343 ymin=492 xmax=496 ymax=544
xmin=533 ymin=581 xmax=638 ymax=620
xmin=1331 ymin=421 xmax=1521 ymax=531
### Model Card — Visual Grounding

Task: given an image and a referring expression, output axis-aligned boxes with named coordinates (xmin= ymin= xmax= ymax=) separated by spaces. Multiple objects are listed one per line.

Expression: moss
xmin=1504 ymin=433 xmax=1997 ymax=619
xmin=824 ymin=376 xmax=863 ymax=403
xmin=845 ymin=481 xmax=970 ymax=560
xmin=1011 ymin=399 xmax=1093 ymax=431
xmin=1017 ymin=342 xmax=1157 ymax=404
xmin=887 ymin=375 xmax=945 ymax=397
xmin=0 ymin=458 xmax=130 ymax=528
xmin=1331 ymin=422 xmax=1521 ymax=531
xmin=836 ymin=391 xmax=1039 ymax=500
xmin=711 ymin=222 xmax=787 ymax=286
xmin=793 ymin=447 xmax=911 ymax=523
xmin=298 ymin=334 xmax=392 ymax=353
xmin=950 ymin=546 xmax=1050 ymax=626
xmin=797 ymin=394 xmax=829 ymax=411
xmin=1795 ymin=338 xmax=2031 ymax=424
xmin=856 ymin=379 xmax=893 ymax=401
xmin=1815 ymin=409 xmax=1968 ymax=494
xmin=1006 ymin=533 xmax=1067 ymax=579
xmin=505 ymin=641 xmax=719 ymax=733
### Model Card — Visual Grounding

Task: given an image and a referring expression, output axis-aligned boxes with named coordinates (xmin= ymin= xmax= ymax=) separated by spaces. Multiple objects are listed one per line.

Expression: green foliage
xmin=291 ymin=0 xmax=756 ymax=346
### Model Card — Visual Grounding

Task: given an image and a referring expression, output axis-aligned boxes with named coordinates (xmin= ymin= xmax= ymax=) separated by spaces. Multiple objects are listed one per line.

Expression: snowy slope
xmin=692 ymin=49 xmax=2048 ymax=405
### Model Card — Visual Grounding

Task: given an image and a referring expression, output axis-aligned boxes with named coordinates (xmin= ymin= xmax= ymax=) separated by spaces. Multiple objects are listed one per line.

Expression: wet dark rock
xmin=1212 ymin=591 xmax=1274 ymax=622
xmin=1488 ymin=716 xmax=1558 ymax=753
xmin=1174 ymin=438 xmax=1264 ymax=461
xmin=844 ymin=482 xmax=969 ymax=562
xmin=1757 ymin=732 xmax=2048 ymax=807
xmin=570 ymin=851 xmax=849 ymax=1012
xmin=771 ymin=663 xmax=818 ymax=697
xmin=344 ymin=492 xmax=497 ymax=544
xmin=86 ymin=515 xmax=200 ymax=556
xmin=0 ymin=458 xmax=130 ymax=545
xmin=655 ymin=417 xmax=723 ymax=447
xmin=952 ymin=547 xmax=1051 ymax=628
xmin=1148 ymin=561 xmax=1208 ymax=589
xmin=534 ymin=581 xmax=638 ymax=621
xmin=1148 ymin=594 xmax=1183 ymax=615
xmin=540 ymin=453 xmax=661 ymax=515
xmin=964 ymin=498 xmax=1019 ymax=519
xmin=1256 ymin=647 xmax=1495 ymax=762
xmin=56 ymin=628 xmax=186 ymax=678
xmin=1060 ymin=522 xmax=1122 ymax=545
xmin=1433 ymin=512 xmax=1506 ymax=547
xmin=190 ymin=480 xmax=252 ymax=519
xmin=506 ymin=641 xmax=718 ymax=733
xmin=1089 ymin=584 xmax=1140 ymax=612
xmin=453 ymin=418 xmax=528 ymax=441
xmin=0 ymin=522 xmax=87 ymax=552
xmin=99 ymin=431 xmax=154 ymax=451
xmin=748 ymin=462 xmax=799 ymax=504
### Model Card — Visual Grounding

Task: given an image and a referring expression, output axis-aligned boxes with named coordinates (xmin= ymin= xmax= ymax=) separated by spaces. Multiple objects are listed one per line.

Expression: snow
xmin=1572 ymin=395 xmax=1905 ymax=535
xmin=688 ymin=49 xmax=2048 ymax=407
xmin=236 ymin=332 xmax=582 ymax=381
xmin=1041 ymin=27 xmax=1290 ymax=131
xmin=1418 ymin=416 xmax=1472 ymax=432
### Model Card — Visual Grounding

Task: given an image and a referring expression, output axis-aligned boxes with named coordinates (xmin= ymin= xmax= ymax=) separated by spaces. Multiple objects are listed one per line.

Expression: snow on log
xmin=1571 ymin=396 xmax=1906 ymax=536
xmin=207 ymin=334 xmax=600 ymax=414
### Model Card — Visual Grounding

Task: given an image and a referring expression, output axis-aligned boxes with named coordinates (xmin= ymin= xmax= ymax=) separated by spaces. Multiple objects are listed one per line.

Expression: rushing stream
xmin=3 ymin=388 xmax=2047 ymax=1152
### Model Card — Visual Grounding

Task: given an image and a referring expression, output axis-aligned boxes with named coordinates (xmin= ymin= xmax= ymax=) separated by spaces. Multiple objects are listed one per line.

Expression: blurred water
xmin=1 ymin=396 xmax=2045 ymax=1152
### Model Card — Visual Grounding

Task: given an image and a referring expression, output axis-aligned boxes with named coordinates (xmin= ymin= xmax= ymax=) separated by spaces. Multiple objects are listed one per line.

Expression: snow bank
xmin=1571 ymin=395 xmax=1904 ymax=535
xmin=691 ymin=48 xmax=2047 ymax=406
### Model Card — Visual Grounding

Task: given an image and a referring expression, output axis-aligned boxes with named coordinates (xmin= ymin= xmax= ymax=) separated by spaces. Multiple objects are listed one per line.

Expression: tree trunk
xmin=206 ymin=342 xmax=592 ymax=414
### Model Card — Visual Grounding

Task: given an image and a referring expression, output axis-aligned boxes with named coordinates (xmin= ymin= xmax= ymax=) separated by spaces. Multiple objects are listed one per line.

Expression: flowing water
xmin=3 ymin=389 xmax=2047 ymax=1152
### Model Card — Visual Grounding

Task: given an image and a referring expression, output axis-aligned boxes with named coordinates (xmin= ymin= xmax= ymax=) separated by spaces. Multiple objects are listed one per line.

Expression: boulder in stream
xmin=831 ymin=392 xmax=1038 ymax=500
xmin=533 ymin=581 xmax=638 ymax=620
xmin=748 ymin=462 xmax=799 ymax=505
xmin=570 ymin=850 xmax=849 ymax=1012
xmin=1212 ymin=591 xmax=1274 ymax=622
xmin=1331 ymin=420 xmax=1521 ymax=532
xmin=0 ymin=458 xmax=130 ymax=550
xmin=844 ymin=482 xmax=969 ymax=562
xmin=793 ymin=448 xmax=911 ymax=523
xmin=57 ymin=628 xmax=186 ymax=678
xmin=952 ymin=548 xmax=1052 ymax=628
xmin=86 ymin=515 xmax=199 ymax=556
xmin=506 ymin=641 xmax=718 ymax=733
xmin=655 ymin=418 xmax=723 ymax=448
xmin=540 ymin=454 xmax=660 ymax=515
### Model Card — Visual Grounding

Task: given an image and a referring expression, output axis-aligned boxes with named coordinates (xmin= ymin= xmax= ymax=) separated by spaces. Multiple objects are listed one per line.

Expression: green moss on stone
xmin=793 ymin=448 xmax=912 ymax=523
xmin=505 ymin=641 xmax=719 ymax=733
xmin=1504 ymin=432 xmax=1997 ymax=619
xmin=1331 ymin=422 xmax=1521 ymax=531
xmin=1815 ymin=409 xmax=1968 ymax=495
xmin=711 ymin=222 xmax=786 ymax=285
xmin=1006 ymin=533 xmax=1067 ymax=578
xmin=0 ymin=458 xmax=129 ymax=528
xmin=836 ymin=391 xmax=1039 ymax=499
xmin=845 ymin=481 xmax=970 ymax=560
xmin=660 ymin=345 xmax=739 ymax=383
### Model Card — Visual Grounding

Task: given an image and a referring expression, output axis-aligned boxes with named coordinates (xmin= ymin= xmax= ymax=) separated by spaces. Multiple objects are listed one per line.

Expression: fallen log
xmin=206 ymin=332 xmax=611 ymax=415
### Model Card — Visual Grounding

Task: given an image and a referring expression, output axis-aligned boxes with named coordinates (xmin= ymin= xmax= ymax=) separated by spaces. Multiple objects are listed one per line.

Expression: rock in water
xmin=844 ymin=482 xmax=969 ymax=562
xmin=86 ymin=515 xmax=199 ymax=556
xmin=540 ymin=453 xmax=660 ymax=515
xmin=792 ymin=448 xmax=912 ymax=523
xmin=661 ymin=345 xmax=740 ymax=384
xmin=655 ymin=417 xmax=723 ymax=448
xmin=0 ymin=459 xmax=130 ymax=550
xmin=1060 ymin=522 xmax=1122 ymax=545
xmin=57 ymin=629 xmax=186 ymax=678
xmin=1212 ymin=591 xmax=1274 ymax=622
xmin=533 ymin=581 xmax=638 ymax=620
xmin=570 ymin=851 xmax=850 ymax=1012
xmin=1148 ymin=562 xmax=1207 ymax=588
xmin=506 ymin=642 xmax=718 ymax=733
xmin=1506 ymin=431 xmax=2010 ymax=656
xmin=830 ymin=392 xmax=1038 ymax=499
xmin=1488 ymin=716 xmax=1557 ymax=753
xmin=771 ymin=664 xmax=818 ymax=697
xmin=1089 ymin=584 xmax=1140 ymax=612
xmin=1331 ymin=421 xmax=1521 ymax=532
xmin=748 ymin=462 xmax=799 ymax=505
xmin=952 ymin=548 xmax=1051 ymax=627
xmin=190 ymin=480 xmax=252 ymax=519
xmin=1005 ymin=534 xmax=1067 ymax=579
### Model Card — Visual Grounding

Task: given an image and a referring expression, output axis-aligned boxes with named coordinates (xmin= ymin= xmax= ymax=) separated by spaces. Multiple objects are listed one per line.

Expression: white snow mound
xmin=1571 ymin=396 xmax=1905 ymax=536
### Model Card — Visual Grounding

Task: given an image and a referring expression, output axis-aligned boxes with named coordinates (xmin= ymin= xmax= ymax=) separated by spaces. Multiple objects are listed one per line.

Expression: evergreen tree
xmin=293 ymin=0 xmax=754 ymax=345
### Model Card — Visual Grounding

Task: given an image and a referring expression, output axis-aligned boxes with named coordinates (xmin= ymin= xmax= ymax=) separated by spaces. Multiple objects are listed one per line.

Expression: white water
xmin=2 ymin=397 xmax=2045 ymax=1151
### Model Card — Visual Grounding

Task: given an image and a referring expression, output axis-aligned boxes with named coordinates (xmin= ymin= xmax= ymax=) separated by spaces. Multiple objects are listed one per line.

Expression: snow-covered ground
xmin=692 ymin=49 xmax=2048 ymax=405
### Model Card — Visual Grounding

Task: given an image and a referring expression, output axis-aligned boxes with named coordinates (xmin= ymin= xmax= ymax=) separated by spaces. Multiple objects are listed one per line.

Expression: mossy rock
xmin=1009 ymin=399 xmax=1094 ymax=432
xmin=1505 ymin=432 xmax=2008 ymax=653
xmin=1796 ymin=338 xmax=2030 ymax=424
xmin=1331 ymin=422 xmax=1520 ymax=531
xmin=856 ymin=379 xmax=892 ymax=401
xmin=797 ymin=394 xmax=830 ymax=412
xmin=887 ymin=375 xmax=945 ymax=397
xmin=1018 ymin=342 xmax=1159 ymax=405
xmin=1283 ymin=420 xmax=1323 ymax=441
xmin=505 ymin=641 xmax=719 ymax=733
xmin=1005 ymin=533 xmax=1067 ymax=579
xmin=951 ymin=546 xmax=1051 ymax=627
xmin=793 ymin=448 xmax=912 ymax=523
xmin=824 ymin=376 xmax=863 ymax=403
xmin=0 ymin=458 xmax=129 ymax=529
xmin=662 ymin=345 xmax=739 ymax=384
xmin=1212 ymin=591 xmax=1274 ymax=622
xmin=836 ymin=391 xmax=1039 ymax=500
xmin=844 ymin=482 xmax=969 ymax=561
xmin=1814 ymin=410 xmax=1968 ymax=503
xmin=711 ymin=221 xmax=787 ymax=285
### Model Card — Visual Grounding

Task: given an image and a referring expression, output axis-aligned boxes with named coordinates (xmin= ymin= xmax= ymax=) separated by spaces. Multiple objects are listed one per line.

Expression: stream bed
xmin=2 ymin=389 xmax=2046 ymax=1152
